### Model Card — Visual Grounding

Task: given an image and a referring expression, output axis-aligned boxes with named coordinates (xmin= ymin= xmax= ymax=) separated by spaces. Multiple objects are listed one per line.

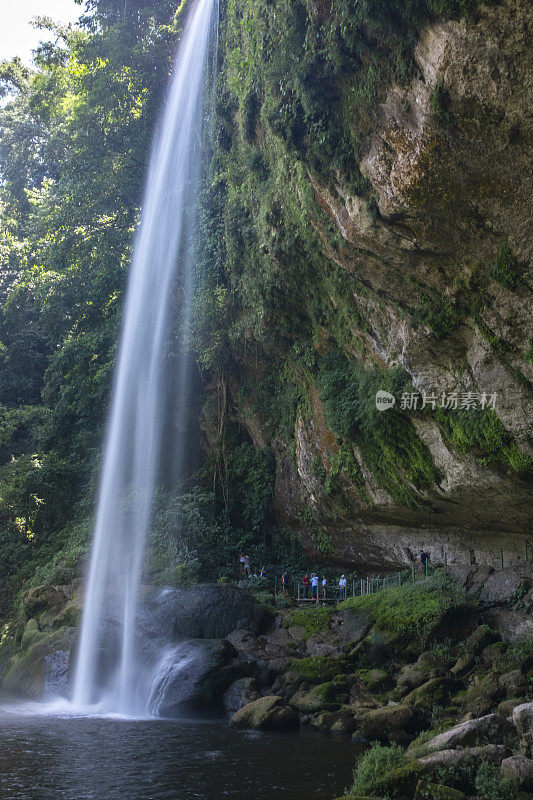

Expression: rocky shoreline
xmin=1 ymin=564 xmax=531 ymax=798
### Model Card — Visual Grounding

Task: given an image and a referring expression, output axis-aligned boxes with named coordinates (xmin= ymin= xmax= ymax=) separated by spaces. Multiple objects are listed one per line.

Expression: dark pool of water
xmin=0 ymin=711 xmax=361 ymax=800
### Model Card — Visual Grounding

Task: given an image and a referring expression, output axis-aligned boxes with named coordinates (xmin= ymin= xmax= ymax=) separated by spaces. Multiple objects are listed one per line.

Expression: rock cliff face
xmin=203 ymin=0 xmax=532 ymax=571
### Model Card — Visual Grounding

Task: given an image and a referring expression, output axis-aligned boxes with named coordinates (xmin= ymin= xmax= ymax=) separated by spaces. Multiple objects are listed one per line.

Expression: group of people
xmin=300 ymin=573 xmax=348 ymax=601
xmin=301 ymin=573 xmax=326 ymax=600
xmin=238 ymin=554 xmax=351 ymax=602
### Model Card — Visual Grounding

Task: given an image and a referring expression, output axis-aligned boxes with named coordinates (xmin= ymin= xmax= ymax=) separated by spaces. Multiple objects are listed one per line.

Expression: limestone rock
xmin=485 ymin=609 xmax=533 ymax=644
xmin=499 ymin=698 xmax=528 ymax=718
xmin=363 ymin=669 xmax=395 ymax=693
xmin=404 ymin=677 xmax=462 ymax=709
xmin=230 ymin=695 xmax=299 ymax=731
xmin=479 ymin=570 xmax=529 ymax=606
xmin=501 ymin=755 xmax=533 ymax=790
xmin=310 ymin=709 xmax=356 ymax=735
xmin=397 ymin=662 xmax=431 ymax=691
xmin=513 ymin=703 xmax=533 ymax=757
xmin=500 ymin=669 xmax=529 ymax=698
xmin=139 ymin=584 xmax=272 ymax=644
xmin=360 ymin=703 xmax=427 ymax=742
xmin=416 ymin=714 xmax=515 ymax=754
xmin=418 ymin=744 xmax=509 ymax=772
xmin=462 ymin=672 xmax=503 ymax=715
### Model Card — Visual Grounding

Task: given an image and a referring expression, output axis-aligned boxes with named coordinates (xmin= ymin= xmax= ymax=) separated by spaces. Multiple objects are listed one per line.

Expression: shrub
xmin=351 ymin=743 xmax=407 ymax=796
xmin=474 ymin=760 xmax=518 ymax=800
xmin=491 ymin=243 xmax=519 ymax=289
xmin=436 ymin=757 xmax=518 ymax=798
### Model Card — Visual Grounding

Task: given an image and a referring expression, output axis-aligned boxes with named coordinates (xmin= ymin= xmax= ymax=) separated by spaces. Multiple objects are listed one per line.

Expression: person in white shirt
xmin=339 ymin=574 xmax=347 ymax=600
xmin=321 ymin=575 xmax=327 ymax=599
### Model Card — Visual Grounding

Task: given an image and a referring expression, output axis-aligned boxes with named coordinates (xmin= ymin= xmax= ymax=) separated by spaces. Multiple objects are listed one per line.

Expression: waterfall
xmin=72 ymin=0 xmax=219 ymax=715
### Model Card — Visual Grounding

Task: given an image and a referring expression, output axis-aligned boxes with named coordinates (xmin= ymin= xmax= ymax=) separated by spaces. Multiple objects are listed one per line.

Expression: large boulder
xmin=513 ymin=703 xmax=533 ymax=757
xmin=417 ymin=745 xmax=509 ymax=772
xmin=485 ymin=609 xmax=533 ymax=644
xmin=148 ymin=638 xmax=240 ymax=715
xmin=360 ymin=704 xmax=427 ymax=742
xmin=479 ymin=570 xmax=530 ymax=606
xmin=289 ymin=678 xmax=349 ymax=714
xmin=138 ymin=584 xmax=272 ymax=647
xmin=501 ymin=755 xmax=533 ymax=790
xmin=2 ymin=627 xmax=76 ymax=698
xmin=230 ymin=695 xmax=299 ymax=730
xmin=23 ymin=585 xmax=69 ymax=619
xmin=413 ymin=714 xmax=515 ymax=755
xmin=404 ymin=677 xmax=462 ymax=709
xmin=397 ymin=662 xmax=431 ymax=692
xmin=462 ymin=671 xmax=503 ymax=715
xmin=310 ymin=709 xmax=356 ymax=735
xmin=500 ymin=669 xmax=529 ymax=698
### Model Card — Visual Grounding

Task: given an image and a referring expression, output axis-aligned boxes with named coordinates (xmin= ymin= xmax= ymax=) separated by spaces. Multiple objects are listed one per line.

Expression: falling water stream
xmin=71 ymin=0 xmax=219 ymax=715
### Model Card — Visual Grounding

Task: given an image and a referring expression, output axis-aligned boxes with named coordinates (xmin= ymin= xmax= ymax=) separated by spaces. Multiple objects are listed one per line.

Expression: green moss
xmin=491 ymin=243 xmax=519 ymax=290
xmin=287 ymin=655 xmax=350 ymax=683
xmin=339 ymin=574 xmax=465 ymax=641
xmin=412 ymin=290 xmax=461 ymax=339
xmin=433 ymin=407 xmax=532 ymax=474
xmin=283 ymin=605 xmax=332 ymax=640
xmin=316 ymin=350 xmax=440 ymax=506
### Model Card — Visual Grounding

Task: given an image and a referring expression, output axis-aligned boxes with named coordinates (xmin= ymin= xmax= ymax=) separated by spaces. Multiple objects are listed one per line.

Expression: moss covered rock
xmin=360 ymin=704 xmax=427 ymax=743
xmin=287 ymin=655 xmax=349 ymax=684
xmin=405 ymin=677 xmax=462 ymax=709
xmin=414 ymin=713 xmax=515 ymax=756
xmin=230 ymin=695 xmax=299 ymax=731
xmin=414 ymin=780 xmax=466 ymax=799
xmin=3 ymin=627 xmax=76 ymax=698
xmin=23 ymin=585 xmax=68 ymax=619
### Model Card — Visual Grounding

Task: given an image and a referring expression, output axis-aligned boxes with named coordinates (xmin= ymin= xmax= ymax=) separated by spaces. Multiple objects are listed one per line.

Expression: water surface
xmin=0 ymin=713 xmax=360 ymax=800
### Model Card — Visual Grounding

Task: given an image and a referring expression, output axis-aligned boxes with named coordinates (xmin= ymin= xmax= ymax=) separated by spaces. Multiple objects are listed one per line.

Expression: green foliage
xmin=474 ymin=761 xmax=518 ymax=800
xmin=339 ymin=573 xmax=465 ymax=641
xmin=491 ymin=243 xmax=519 ymax=290
xmin=434 ymin=407 xmax=532 ymax=474
xmin=350 ymin=743 xmax=408 ymax=798
xmin=436 ymin=758 xmax=518 ymax=798
xmin=0 ymin=1 xmax=182 ymax=614
xmin=413 ymin=291 xmax=461 ymax=339
xmin=317 ymin=350 xmax=440 ymax=505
